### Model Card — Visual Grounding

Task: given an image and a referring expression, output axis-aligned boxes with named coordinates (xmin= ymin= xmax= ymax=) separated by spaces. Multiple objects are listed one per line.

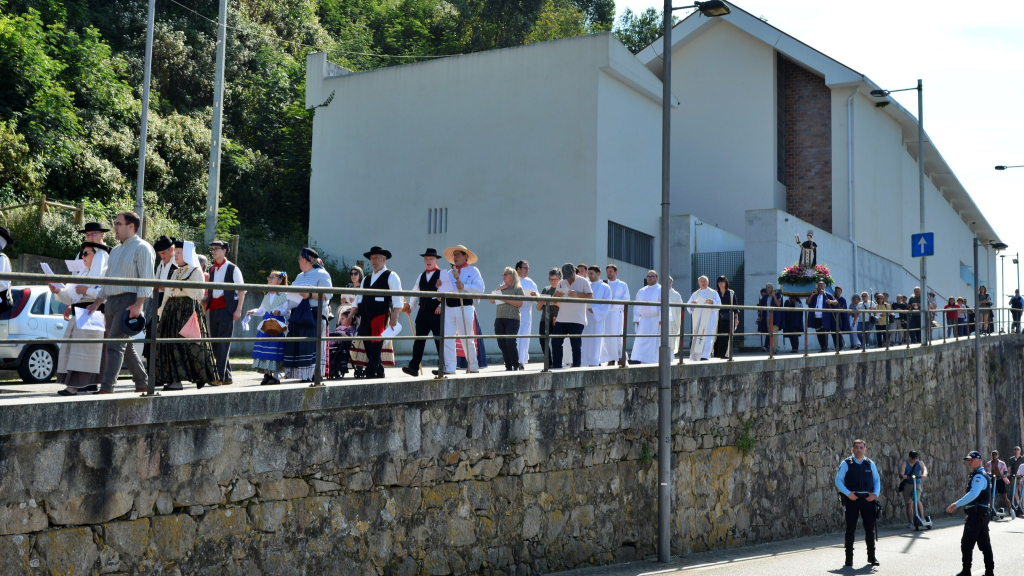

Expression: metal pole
xmin=803 ymin=309 xmax=808 ymax=357
xmin=145 ymin=305 xmax=159 ymax=396
xmin=918 ymin=80 xmax=927 ymax=346
xmin=312 ymin=292 xmax=324 ymax=386
xmin=727 ymin=310 xmax=734 ymax=361
xmin=620 ymin=304 xmax=629 ymax=368
xmin=542 ymin=303 xmax=551 ymax=373
xmin=657 ymin=1 xmax=673 ymax=561
xmin=436 ymin=299 xmax=447 ymax=379
xmin=975 ymin=236 xmax=983 ymax=451
xmin=133 ymin=0 xmax=156 ymax=230
xmin=204 ymin=0 xmax=229 ymax=246
xmin=1000 ymin=255 xmax=1006 ymax=333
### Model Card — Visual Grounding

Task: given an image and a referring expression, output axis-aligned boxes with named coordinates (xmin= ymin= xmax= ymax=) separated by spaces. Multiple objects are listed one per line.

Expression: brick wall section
xmin=782 ymin=57 xmax=833 ymax=233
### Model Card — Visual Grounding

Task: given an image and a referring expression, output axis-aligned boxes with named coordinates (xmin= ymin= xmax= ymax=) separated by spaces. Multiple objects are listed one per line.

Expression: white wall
xmin=669 ymin=21 xmax=780 ymax=238
xmin=306 ymin=34 xmax=664 ymax=355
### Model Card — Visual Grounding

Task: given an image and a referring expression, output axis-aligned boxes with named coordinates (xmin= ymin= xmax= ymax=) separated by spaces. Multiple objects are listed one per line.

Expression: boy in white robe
xmin=630 ymin=270 xmax=662 ymax=364
xmin=582 ymin=266 xmax=611 ymax=366
xmin=601 ymin=265 xmax=630 ymax=365
xmin=687 ymin=275 xmax=721 ymax=361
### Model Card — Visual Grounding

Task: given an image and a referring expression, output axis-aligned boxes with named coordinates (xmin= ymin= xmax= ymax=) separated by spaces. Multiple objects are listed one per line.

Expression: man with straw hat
xmin=436 ymin=244 xmax=485 ymax=374
xmin=356 ymin=246 xmax=404 ymax=379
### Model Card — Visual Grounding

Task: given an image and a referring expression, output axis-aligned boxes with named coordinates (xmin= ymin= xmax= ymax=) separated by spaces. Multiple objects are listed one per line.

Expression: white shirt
xmin=556 ymin=275 xmax=593 ymax=325
xmin=607 ymin=279 xmax=630 ymax=312
xmin=813 ymin=293 xmax=825 ymax=318
xmin=155 ymin=258 xmax=176 ymax=292
xmin=356 ymin=266 xmax=404 ymax=310
xmin=408 ymin=269 xmax=441 ymax=310
xmin=209 ymin=258 xmax=244 ymax=298
xmin=633 ymin=284 xmax=661 ymax=321
xmin=588 ymin=280 xmax=611 ymax=322
xmin=438 ymin=265 xmax=485 ymax=296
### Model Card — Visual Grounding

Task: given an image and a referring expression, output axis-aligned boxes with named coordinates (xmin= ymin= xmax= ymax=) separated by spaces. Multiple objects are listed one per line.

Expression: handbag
xmin=290 ymin=299 xmax=315 ymax=327
xmin=179 ymin=311 xmax=201 ymax=341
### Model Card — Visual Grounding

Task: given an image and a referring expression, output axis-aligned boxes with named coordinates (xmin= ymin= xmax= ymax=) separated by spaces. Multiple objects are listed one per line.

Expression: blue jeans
xmin=551 ymin=322 xmax=584 ymax=367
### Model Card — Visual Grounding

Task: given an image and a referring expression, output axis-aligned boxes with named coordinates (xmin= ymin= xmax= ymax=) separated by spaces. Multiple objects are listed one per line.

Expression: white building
xmin=306 ymin=1 xmax=1002 ymax=354
xmin=306 ymin=34 xmax=666 ymax=352
xmin=636 ymin=3 xmax=1001 ymax=343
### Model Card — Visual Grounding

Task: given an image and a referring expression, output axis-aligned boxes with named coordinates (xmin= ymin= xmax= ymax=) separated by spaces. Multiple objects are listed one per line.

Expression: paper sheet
xmin=66 ymin=285 xmax=83 ymax=304
xmin=438 ymin=270 xmax=457 ymax=293
xmin=286 ymin=292 xmax=304 ymax=304
xmin=41 ymin=263 xmax=66 ymax=291
xmin=65 ymin=260 xmax=87 ymax=274
xmin=75 ymin=308 xmax=106 ymax=331
xmin=241 ymin=313 xmax=251 ymax=331
xmin=381 ymin=323 xmax=402 ymax=338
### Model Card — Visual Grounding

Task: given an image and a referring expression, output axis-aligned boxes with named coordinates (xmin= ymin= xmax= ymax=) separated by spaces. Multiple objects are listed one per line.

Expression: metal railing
xmin=0 ymin=271 xmax=1014 ymax=397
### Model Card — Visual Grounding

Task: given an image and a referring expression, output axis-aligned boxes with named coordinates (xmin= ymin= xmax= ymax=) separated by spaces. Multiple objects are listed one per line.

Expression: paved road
xmin=558 ymin=516 xmax=1024 ymax=576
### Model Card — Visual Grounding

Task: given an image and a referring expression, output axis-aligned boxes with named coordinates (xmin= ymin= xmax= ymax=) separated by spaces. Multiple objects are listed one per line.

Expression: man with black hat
xmin=86 ymin=211 xmax=155 ymax=394
xmin=204 ymin=239 xmax=245 ymax=385
xmin=144 ymin=235 xmax=177 ymax=363
xmin=356 ymin=246 xmax=404 ymax=378
xmin=403 ymin=248 xmax=442 ymax=377
xmin=947 ymin=450 xmax=995 ymax=576
xmin=834 ymin=439 xmax=881 ymax=567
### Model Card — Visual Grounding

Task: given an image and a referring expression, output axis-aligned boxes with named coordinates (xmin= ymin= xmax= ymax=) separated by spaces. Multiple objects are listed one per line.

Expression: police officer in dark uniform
xmin=834 ymin=438 xmax=881 ymax=567
xmin=946 ymin=450 xmax=995 ymax=576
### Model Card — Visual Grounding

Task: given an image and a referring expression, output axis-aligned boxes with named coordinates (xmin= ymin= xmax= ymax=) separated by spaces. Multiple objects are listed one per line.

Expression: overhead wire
xmin=164 ymin=0 xmax=456 ymax=60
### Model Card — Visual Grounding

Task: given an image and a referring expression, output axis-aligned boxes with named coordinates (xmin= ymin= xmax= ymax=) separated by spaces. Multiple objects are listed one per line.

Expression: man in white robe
xmin=582 ymin=266 xmax=611 ymax=366
xmin=668 ymin=277 xmax=683 ymax=355
xmin=629 ymin=270 xmax=662 ymax=364
xmin=601 ymin=264 xmax=630 ymax=365
xmin=687 ymin=275 xmax=721 ymax=361
xmin=515 ymin=260 xmax=537 ymax=368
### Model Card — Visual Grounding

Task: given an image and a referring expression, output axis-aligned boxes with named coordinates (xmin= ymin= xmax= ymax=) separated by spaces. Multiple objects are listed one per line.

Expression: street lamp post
xmin=658 ymin=0 xmax=730 ymax=562
xmin=1000 ymin=254 xmax=1006 ymax=332
xmin=133 ymin=0 xmax=157 ymax=233
xmin=871 ymin=81 xmax=926 ymax=345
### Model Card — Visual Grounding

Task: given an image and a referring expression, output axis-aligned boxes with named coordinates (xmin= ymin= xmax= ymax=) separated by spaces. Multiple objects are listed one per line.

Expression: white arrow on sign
xmin=918 ymin=236 xmax=928 ymax=251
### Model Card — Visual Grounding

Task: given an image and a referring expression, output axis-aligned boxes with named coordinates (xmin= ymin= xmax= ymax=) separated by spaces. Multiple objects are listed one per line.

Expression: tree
xmin=613 ymin=7 xmax=671 ymax=54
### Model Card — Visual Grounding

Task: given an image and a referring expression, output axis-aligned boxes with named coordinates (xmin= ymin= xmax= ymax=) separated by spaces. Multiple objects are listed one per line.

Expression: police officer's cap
xmin=963 ymin=451 xmax=983 ymax=460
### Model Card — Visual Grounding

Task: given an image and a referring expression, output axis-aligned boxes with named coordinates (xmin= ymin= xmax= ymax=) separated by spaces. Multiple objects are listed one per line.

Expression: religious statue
xmin=795 ymin=230 xmax=817 ymax=268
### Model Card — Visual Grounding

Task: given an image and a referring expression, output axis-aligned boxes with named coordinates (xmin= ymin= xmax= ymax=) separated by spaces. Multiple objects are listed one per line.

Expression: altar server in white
xmin=629 ymin=270 xmax=662 ymax=364
xmin=668 ymin=277 xmax=683 ymax=354
xmin=601 ymin=264 xmax=630 ymax=365
xmin=515 ymin=260 xmax=537 ymax=368
xmin=582 ymin=266 xmax=611 ymax=366
xmin=687 ymin=275 xmax=721 ymax=361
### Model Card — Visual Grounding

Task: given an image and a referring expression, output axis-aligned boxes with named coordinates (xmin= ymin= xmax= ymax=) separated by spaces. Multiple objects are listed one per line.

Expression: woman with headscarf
xmin=283 ymin=247 xmax=333 ymax=381
xmin=50 ymin=241 xmax=110 ymax=395
xmin=247 ymin=270 xmax=289 ymax=385
xmin=155 ymin=241 xmax=218 ymax=390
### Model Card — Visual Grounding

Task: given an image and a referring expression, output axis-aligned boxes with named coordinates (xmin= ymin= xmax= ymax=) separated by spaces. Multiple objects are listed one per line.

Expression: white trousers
xmin=601 ymin=310 xmax=624 ymax=362
xmin=444 ymin=305 xmax=478 ymax=372
xmin=516 ymin=307 xmax=532 ymax=365
xmin=582 ymin=312 xmax=604 ymax=366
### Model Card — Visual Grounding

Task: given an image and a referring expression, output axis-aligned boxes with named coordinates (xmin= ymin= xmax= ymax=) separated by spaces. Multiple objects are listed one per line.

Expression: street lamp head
xmin=695 ymin=0 xmax=731 ymax=17
xmin=870 ymin=89 xmax=889 ymax=97
xmin=993 ymin=242 xmax=1009 ymax=251
xmin=995 ymin=166 xmax=1007 ymax=170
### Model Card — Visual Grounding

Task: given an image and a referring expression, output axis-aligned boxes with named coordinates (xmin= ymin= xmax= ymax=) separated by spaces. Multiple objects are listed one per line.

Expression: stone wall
xmin=0 ymin=336 xmax=1020 ymax=575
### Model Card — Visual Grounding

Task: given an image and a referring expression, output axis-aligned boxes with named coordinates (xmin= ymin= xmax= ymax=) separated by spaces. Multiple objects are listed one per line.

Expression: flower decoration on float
xmin=778 ymin=264 xmax=835 ymax=288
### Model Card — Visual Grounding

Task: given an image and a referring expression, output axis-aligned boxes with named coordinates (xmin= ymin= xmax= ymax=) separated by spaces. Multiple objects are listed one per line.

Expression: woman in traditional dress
xmin=248 ymin=270 xmax=289 ymax=385
xmin=51 ymin=241 xmax=110 ymax=395
xmin=155 ymin=241 xmax=218 ymax=390
xmin=283 ymin=248 xmax=333 ymax=381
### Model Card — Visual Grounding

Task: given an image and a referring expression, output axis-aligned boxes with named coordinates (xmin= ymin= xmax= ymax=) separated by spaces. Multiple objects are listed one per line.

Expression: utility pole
xmin=205 ymin=0 xmax=228 ymax=246
xmin=133 ymin=0 xmax=157 ymax=233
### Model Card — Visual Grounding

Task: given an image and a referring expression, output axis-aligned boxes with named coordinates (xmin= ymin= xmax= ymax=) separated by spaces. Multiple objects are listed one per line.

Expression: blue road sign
xmin=911 ymin=232 xmax=934 ymax=258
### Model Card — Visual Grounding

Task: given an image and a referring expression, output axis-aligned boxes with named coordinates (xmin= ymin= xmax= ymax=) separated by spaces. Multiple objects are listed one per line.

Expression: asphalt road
xmin=559 ymin=516 xmax=1024 ymax=576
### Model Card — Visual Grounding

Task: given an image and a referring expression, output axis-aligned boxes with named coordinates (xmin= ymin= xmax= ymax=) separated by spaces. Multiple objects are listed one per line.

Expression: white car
xmin=0 ymin=286 xmax=144 ymax=383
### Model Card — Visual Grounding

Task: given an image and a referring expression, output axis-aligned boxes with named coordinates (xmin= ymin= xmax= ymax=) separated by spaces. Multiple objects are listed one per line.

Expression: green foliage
xmin=1 ymin=206 xmax=83 ymax=260
xmin=198 ymin=203 xmax=240 ymax=241
xmin=638 ymin=442 xmax=653 ymax=464
xmin=736 ymin=418 xmax=755 ymax=455
xmin=613 ymin=7 xmax=670 ymax=54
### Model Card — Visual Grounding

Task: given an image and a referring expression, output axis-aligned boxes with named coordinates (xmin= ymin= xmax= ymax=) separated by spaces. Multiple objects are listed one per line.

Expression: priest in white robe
xmin=515 ymin=261 xmax=538 ymax=368
xmin=582 ymin=267 xmax=611 ymax=366
xmin=668 ymin=277 xmax=683 ymax=354
xmin=601 ymin=265 xmax=630 ymax=365
xmin=687 ymin=275 xmax=721 ymax=361
xmin=629 ymin=270 xmax=662 ymax=364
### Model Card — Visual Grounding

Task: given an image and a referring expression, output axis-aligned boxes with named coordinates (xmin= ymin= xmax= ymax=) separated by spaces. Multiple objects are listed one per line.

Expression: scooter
xmin=991 ymin=476 xmax=1009 ymax=519
xmin=1012 ymin=475 xmax=1024 ymax=517
xmin=910 ymin=475 xmax=932 ymax=530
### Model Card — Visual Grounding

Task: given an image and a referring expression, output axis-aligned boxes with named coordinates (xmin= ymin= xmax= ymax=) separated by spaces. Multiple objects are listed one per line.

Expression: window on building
xmin=427 ymin=208 xmax=448 ymax=234
xmin=960 ymin=263 xmax=974 ymax=286
xmin=607 ymin=221 xmax=654 ymax=269
xmin=776 ymin=53 xmax=786 ymax=185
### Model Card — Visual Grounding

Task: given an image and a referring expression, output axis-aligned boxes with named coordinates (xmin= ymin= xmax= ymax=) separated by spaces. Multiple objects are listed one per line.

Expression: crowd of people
xmin=1 ymin=218 xmax=1010 ymax=394
xmin=838 ymin=440 xmax=1024 ymax=574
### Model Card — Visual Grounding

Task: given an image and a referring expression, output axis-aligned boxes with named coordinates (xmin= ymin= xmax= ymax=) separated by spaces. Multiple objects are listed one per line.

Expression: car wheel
xmin=18 ymin=345 xmax=57 ymax=383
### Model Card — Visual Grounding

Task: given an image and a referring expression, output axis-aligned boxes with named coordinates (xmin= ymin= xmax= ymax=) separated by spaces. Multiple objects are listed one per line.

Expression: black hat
xmin=78 ymin=222 xmax=110 ymax=234
xmin=81 ymin=241 xmax=110 ymax=254
xmin=173 ymin=239 xmax=185 ymax=248
xmin=963 ymin=451 xmax=983 ymax=460
xmin=209 ymin=240 xmax=229 ymax=250
xmin=153 ymin=235 xmax=175 ymax=252
xmin=122 ymin=310 xmax=147 ymax=336
xmin=419 ymin=248 xmax=440 ymax=258
xmin=0 ymin=226 xmax=14 ymax=247
xmin=363 ymin=246 xmax=392 ymax=259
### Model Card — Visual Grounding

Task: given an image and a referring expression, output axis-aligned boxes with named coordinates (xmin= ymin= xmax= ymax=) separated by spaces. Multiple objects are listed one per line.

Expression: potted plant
xmin=779 ymin=264 xmax=835 ymax=296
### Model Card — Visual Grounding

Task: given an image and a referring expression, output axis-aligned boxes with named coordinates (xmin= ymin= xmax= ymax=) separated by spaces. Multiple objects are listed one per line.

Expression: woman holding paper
xmin=488 ymin=267 xmax=525 ymax=370
xmin=154 ymin=241 xmax=217 ymax=390
xmin=247 ymin=270 xmax=289 ymax=385
xmin=50 ymin=241 xmax=110 ymax=395
xmin=283 ymin=248 xmax=333 ymax=381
